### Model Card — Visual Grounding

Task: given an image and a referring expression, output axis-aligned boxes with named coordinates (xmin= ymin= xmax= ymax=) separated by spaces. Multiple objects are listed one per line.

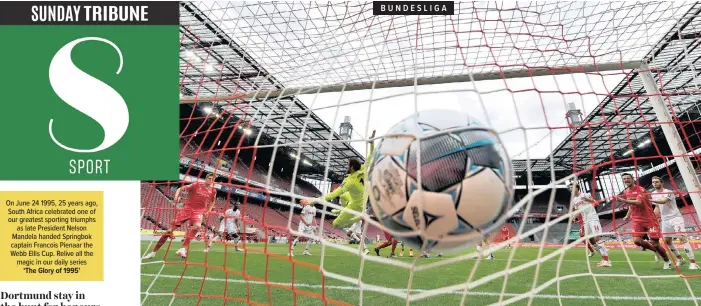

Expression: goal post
xmin=639 ymin=62 xmax=701 ymax=223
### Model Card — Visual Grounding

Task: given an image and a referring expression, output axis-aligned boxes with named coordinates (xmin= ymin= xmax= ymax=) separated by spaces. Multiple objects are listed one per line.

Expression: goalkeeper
xmin=302 ymin=130 xmax=375 ymax=229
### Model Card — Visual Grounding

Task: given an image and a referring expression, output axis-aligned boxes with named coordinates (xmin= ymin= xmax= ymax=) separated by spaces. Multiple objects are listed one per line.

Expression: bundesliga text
xmin=373 ymin=1 xmax=454 ymax=16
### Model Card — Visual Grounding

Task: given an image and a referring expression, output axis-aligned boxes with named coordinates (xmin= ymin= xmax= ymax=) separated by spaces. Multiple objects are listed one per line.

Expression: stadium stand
xmin=180 ymin=140 xmax=322 ymax=198
xmin=142 ymin=177 xmax=352 ymax=243
xmin=141 ymin=184 xmax=176 ymax=231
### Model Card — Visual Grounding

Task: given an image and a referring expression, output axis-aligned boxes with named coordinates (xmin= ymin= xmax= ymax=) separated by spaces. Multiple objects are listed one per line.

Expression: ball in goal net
xmin=141 ymin=2 xmax=701 ymax=305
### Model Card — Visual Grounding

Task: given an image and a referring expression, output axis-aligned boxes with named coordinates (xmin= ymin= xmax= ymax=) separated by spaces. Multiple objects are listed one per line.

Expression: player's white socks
xmin=291 ymin=238 xmax=300 ymax=250
xmin=357 ymin=238 xmax=369 ymax=254
xmin=477 ymin=245 xmax=493 ymax=258
xmin=669 ymin=244 xmax=682 ymax=259
xmin=350 ymin=232 xmax=360 ymax=241
xmin=596 ymin=241 xmax=610 ymax=260
xmin=683 ymin=242 xmax=696 ymax=262
xmin=208 ymin=235 xmax=222 ymax=249
xmin=305 ymin=239 xmax=312 ymax=251
xmin=596 ymin=241 xmax=608 ymax=256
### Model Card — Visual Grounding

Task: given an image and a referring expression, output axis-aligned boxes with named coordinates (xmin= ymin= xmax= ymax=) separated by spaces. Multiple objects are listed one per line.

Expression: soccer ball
xmin=367 ymin=109 xmax=513 ymax=252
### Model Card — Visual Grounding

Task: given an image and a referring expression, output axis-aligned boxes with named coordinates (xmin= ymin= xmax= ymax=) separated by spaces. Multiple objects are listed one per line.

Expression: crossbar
xmin=180 ymin=61 xmax=641 ymax=103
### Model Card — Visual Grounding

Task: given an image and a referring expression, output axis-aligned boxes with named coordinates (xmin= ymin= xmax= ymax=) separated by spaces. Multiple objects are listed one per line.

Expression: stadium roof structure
xmin=550 ymin=3 xmax=701 ymax=173
xmin=512 ymin=159 xmax=569 ymax=174
xmin=178 ymin=2 xmax=364 ymax=182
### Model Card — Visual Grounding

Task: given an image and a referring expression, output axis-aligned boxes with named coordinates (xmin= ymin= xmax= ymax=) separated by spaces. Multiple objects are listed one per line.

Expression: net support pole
xmin=639 ymin=62 xmax=701 ymax=221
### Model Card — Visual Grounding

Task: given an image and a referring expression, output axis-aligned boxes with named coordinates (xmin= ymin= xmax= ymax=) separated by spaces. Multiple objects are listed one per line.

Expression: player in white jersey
xmin=205 ymin=202 xmax=243 ymax=252
xmin=475 ymin=237 xmax=494 ymax=260
xmin=347 ymin=220 xmax=363 ymax=241
xmin=289 ymin=201 xmax=318 ymax=256
xmin=649 ymin=176 xmax=698 ymax=269
xmin=571 ymin=184 xmax=611 ymax=267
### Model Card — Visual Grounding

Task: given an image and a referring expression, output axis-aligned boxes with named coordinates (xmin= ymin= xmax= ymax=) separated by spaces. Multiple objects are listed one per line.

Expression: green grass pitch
xmin=141 ymin=241 xmax=701 ymax=306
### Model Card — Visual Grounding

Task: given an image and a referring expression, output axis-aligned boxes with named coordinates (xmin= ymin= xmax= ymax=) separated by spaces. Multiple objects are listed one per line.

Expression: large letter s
xmin=48 ymin=37 xmax=129 ymax=153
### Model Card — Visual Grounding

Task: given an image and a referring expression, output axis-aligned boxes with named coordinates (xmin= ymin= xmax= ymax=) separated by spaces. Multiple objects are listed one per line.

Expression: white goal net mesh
xmin=141 ymin=2 xmax=701 ymax=305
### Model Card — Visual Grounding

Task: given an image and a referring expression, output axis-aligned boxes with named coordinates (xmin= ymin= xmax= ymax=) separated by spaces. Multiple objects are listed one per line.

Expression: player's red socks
xmin=153 ymin=234 xmax=170 ymax=252
xmin=636 ymin=240 xmax=655 ymax=252
xmin=587 ymin=243 xmax=595 ymax=253
xmin=377 ymin=241 xmax=391 ymax=249
xmin=391 ymin=239 xmax=398 ymax=254
xmin=637 ymin=240 xmax=669 ymax=262
xmin=654 ymin=244 xmax=669 ymax=262
xmin=182 ymin=227 xmax=199 ymax=248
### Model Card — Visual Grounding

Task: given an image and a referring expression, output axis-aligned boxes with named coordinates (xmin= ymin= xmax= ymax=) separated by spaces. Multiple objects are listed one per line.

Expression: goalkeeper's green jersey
xmin=321 ymin=142 xmax=374 ymax=210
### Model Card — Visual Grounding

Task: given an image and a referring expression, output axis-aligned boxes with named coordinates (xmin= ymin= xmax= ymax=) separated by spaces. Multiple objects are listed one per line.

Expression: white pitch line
xmin=137 ymin=242 xmax=701 ymax=265
xmin=140 ymin=273 xmax=701 ymax=301
xmin=141 ymin=260 xmax=166 ymax=265
xmin=139 ymin=248 xmax=685 ymax=264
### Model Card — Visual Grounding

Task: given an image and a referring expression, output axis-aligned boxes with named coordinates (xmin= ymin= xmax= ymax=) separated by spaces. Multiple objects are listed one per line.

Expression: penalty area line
xmin=140 ymin=273 xmax=701 ymax=301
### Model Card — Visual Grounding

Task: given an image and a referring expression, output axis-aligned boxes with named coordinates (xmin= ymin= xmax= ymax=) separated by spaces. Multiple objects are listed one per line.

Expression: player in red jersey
xmin=143 ymin=173 xmax=218 ymax=259
xmin=615 ymin=173 xmax=671 ymax=269
xmin=374 ymin=231 xmax=398 ymax=257
xmin=501 ymin=224 xmax=511 ymax=249
xmin=623 ymin=208 xmax=660 ymax=261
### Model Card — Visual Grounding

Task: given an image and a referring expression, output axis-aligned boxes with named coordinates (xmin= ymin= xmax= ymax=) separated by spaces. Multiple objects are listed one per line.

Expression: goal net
xmin=141 ymin=2 xmax=701 ymax=305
